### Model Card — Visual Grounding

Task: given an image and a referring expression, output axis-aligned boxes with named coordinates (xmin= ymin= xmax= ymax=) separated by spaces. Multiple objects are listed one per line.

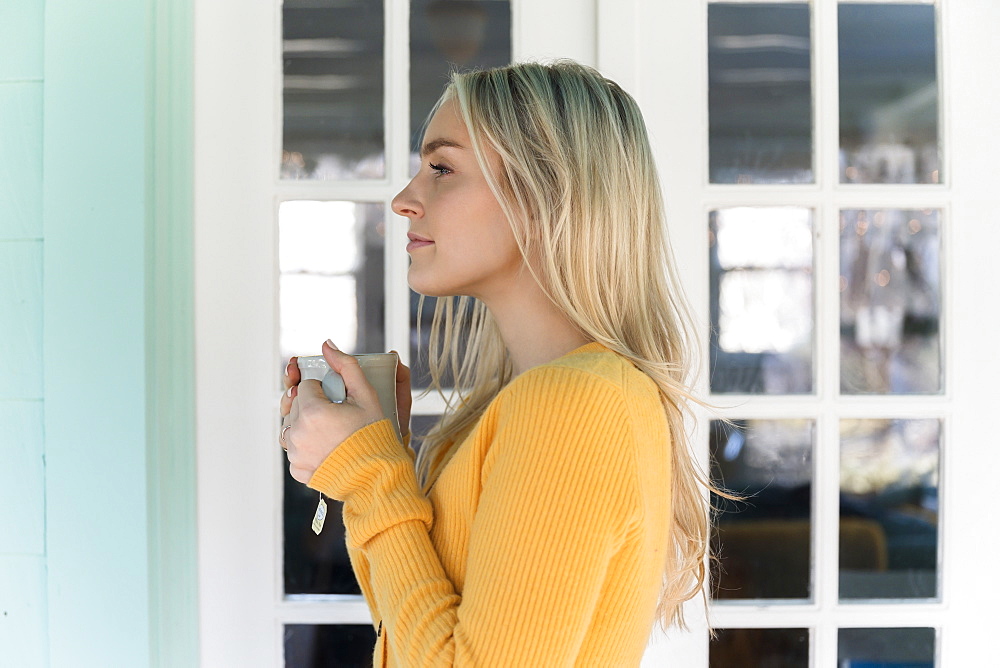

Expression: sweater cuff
xmin=307 ymin=418 xmax=433 ymax=550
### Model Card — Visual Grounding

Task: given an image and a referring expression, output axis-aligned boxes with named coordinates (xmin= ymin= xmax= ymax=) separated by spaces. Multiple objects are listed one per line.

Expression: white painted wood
xmin=514 ymin=0 xmax=596 ymax=66
xmin=194 ymin=0 xmax=279 ymax=664
xmin=612 ymin=0 xmax=712 ymax=663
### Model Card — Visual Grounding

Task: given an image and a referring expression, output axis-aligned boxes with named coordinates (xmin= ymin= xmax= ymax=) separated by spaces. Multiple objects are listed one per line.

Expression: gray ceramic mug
xmin=296 ymin=352 xmax=401 ymax=439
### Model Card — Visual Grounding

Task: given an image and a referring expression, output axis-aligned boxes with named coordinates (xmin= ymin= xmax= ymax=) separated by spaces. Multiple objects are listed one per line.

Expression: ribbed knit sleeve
xmin=308 ymin=364 xmax=650 ymax=667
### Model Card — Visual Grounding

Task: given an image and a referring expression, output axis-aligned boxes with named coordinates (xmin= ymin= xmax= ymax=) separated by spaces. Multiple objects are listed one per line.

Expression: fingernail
xmin=326 ymin=339 xmax=339 ymax=351
xmin=285 ymin=362 xmax=290 ymax=376
xmin=287 ymin=386 xmax=294 ymax=397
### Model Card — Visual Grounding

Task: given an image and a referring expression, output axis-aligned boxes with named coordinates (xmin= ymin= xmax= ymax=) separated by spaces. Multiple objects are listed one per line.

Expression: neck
xmin=479 ymin=267 xmax=591 ymax=377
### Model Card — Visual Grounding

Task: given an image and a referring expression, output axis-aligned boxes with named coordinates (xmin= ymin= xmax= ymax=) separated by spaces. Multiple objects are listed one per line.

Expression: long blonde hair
xmin=413 ymin=60 xmax=710 ymax=629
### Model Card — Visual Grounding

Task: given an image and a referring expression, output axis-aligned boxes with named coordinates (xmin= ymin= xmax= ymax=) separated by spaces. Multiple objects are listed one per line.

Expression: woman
xmin=279 ymin=60 xmax=710 ymax=666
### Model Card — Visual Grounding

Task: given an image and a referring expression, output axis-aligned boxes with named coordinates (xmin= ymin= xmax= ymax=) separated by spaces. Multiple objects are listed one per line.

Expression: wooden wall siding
xmin=0 ymin=1 xmax=47 ymax=665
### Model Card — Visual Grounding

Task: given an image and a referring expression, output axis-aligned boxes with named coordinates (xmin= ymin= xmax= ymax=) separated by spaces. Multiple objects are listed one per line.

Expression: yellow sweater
xmin=309 ymin=342 xmax=672 ymax=667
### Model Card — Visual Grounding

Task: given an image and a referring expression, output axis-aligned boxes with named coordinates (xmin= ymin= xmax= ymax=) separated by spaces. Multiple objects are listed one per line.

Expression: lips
xmin=406 ymin=232 xmax=434 ymax=253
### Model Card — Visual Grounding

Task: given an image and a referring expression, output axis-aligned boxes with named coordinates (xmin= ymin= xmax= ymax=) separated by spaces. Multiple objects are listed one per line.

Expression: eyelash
xmin=428 ymin=162 xmax=452 ymax=176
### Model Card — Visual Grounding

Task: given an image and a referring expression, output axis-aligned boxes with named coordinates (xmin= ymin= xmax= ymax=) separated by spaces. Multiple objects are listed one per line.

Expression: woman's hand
xmin=280 ymin=340 xmax=388 ymax=484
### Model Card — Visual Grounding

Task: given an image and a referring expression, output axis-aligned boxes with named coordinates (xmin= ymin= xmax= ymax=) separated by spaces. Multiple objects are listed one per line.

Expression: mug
xmin=296 ymin=352 xmax=401 ymax=439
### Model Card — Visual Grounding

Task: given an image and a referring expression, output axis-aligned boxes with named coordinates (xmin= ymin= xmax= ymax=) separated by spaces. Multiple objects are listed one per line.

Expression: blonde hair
xmin=413 ymin=60 xmax=711 ymax=629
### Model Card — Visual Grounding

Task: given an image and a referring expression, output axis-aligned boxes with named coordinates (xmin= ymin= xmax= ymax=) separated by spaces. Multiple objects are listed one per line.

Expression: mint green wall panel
xmin=0 ymin=555 xmax=47 ymax=667
xmin=0 ymin=241 xmax=42 ymax=399
xmin=0 ymin=84 xmax=43 ymax=239
xmin=43 ymin=0 xmax=152 ymax=664
xmin=0 ymin=400 xmax=44 ymax=553
xmin=0 ymin=0 xmax=44 ymax=80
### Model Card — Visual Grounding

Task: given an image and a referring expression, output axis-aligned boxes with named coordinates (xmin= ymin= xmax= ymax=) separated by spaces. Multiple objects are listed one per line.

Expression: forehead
xmin=422 ymin=98 xmax=469 ymax=148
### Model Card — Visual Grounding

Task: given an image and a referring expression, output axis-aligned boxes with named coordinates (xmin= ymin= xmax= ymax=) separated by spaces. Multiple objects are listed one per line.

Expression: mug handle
xmin=321 ymin=371 xmax=347 ymax=403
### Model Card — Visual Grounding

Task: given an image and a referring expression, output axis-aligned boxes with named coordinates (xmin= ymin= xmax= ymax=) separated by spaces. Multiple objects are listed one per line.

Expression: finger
xmin=294 ymin=378 xmax=328 ymax=409
xmin=390 ymin=351 xmax=411 ymax=385
xmin=283 ymin=356 xmax=301 ymax=390
xmin=322 ymin=340 xmax=379 ymax=408
xmin=280 ymin=382 xmax=297 ymax=418
xmin=289 ymin=465 xmax=311 ymax=485
xmin=287 ymin=383 xmax=302 ymax=424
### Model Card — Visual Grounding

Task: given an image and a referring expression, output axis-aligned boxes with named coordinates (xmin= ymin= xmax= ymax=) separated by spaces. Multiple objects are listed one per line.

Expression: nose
xmin=391 ymin=180 xmax=423 ymax=219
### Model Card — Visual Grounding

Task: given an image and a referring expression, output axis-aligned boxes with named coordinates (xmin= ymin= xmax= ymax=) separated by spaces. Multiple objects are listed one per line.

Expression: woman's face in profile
xmin=391 ymin=98 xmax=522 ymax=302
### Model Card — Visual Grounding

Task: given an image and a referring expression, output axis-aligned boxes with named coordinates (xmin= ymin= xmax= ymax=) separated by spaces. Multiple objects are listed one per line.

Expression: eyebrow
xmin=420 ymin=138 xmax=465 ymax=157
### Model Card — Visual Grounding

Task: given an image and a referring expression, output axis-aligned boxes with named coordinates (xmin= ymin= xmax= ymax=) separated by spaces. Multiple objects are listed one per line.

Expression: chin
xmin=407 ymin=273 xmax=453 ymax=299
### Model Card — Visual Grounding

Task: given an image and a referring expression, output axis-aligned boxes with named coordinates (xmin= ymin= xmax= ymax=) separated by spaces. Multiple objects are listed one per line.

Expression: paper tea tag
xmin=311 ymin=494 xmax=328 ymax=535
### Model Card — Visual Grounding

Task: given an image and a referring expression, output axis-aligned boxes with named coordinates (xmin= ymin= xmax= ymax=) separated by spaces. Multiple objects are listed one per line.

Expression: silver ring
xmin=280 ymin=424 xmax=292 ymax=449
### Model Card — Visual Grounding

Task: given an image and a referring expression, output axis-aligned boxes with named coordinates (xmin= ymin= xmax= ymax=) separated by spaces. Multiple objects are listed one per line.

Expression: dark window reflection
xmin=708 ymin=3 xmax=813 ymax=184
xmin=284 ymin=624 xmax=376 ymax=668
xmin=409 ymin=413 xmax=441 ymax=457
xmin=710 ymin=208 xmax=814 ymax=394
xmin=839 ymin=4 xmax=939 ymax=184
xmin=710 ymin=628 xmax=809 ymax=667
xmin=283 ymin=460 xmax=360 ymax=596
xmin=840 ymin=419 xmax=939 ymax=600
xmin=409 ymin=0 xmax=511 ymax=171
xmin=840 ymin=209 xmax=941 ymax=395
xmin=711 ymin=420 xmax=813 ymax=600
xmin=282 ymin=1 xmax=385 ymax=179
xmin=838 ymin=627 xmax=935 ymax=667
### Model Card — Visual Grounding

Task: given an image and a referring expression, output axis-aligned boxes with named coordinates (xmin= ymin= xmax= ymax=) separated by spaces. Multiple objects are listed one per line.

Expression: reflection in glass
xmin=840 ymin=419 xmax=939 ymax=600
xmin=838 ymin=627 xmax=935 ymax=667
xmin=840 ymin=209 xmax=940 ymax=394
xmin=708 ymin=3 xmax=812 ymax=184
xmin=279 ymin=201 xmax=385 ymax=362
xmin=409 ymin=0 xmax=511 ymax=172
xmin=711 ymin=420 xmax=813 ymax=600
xmin=839 ymin=4 xmax=939 ymax=184
xmin=284 ymin=624 xmax=377 ymax=668
xmin=282 ymin=1 xmax=385 ymax=179
xmin=710 ymin=628 xmax=809 ymax=667
xmin=710 ymin=208 xmax=813 ymax=394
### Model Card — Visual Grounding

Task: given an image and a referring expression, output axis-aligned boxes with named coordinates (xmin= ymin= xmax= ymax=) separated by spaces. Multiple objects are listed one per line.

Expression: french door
xmin=195 ymin=0 xmax=999 ymax=665
xmin=617 ymin=0 xmax=1000 ymax=665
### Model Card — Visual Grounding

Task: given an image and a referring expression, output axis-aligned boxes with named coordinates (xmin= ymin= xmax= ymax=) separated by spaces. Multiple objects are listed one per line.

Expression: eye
xmin=428 ymin=162 xmax=452 ymax=176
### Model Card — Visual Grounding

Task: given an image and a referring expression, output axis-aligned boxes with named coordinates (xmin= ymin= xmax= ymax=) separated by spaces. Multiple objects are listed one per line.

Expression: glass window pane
xmin=409 ymin=413 xmax=440 ymax=456
xmin=708 ymin=3 xmax=813 ymax=184
xmin=839 ymin=4 xmax=939 ymax=184
xmin=840 ymin=209 xmax=941 ymax=394
xmin=279 ymin=201 xmax=385 ymax=361
xmin=840 ymin=419 xmax=940 ymax=600
xmin=710 ymin=628 xmax=809 ymax=667
xmin=283 ymin=466 xmax=359 ymax=595
xmin=409 ymin=0 xmax=511 ymax=170
xmin=282 ymin=1 xmax=385 ymax=179
xmin=838 ymin=627 xmax=935 ymax=667
xmin=711 ymin=419 xmax=814 ymax=600
xmin=280 ymin=201 xmax=385 ymax=595
xmin=710 ymin=208 xmax=814 ymax=394
xmin=284 ymin=624 xmax=376 ymax=668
